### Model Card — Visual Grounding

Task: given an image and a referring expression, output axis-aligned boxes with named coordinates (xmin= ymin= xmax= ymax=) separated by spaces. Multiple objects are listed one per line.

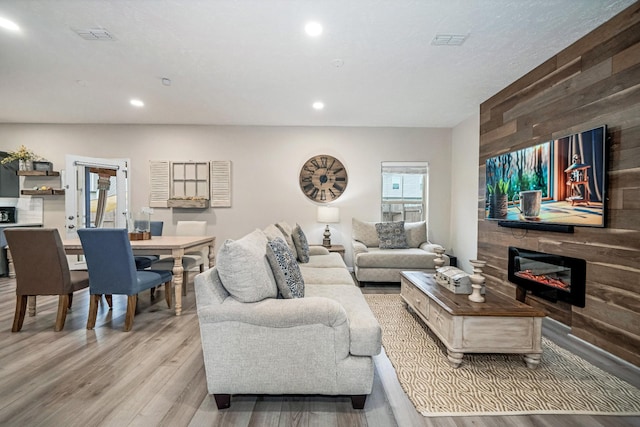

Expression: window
xmin=381 ymin=162 xmax=428 ymax=223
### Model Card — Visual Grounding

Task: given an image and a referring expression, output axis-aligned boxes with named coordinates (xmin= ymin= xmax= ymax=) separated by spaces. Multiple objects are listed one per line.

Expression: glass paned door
xmin=64 ymin=155 xmax=129 ymax=238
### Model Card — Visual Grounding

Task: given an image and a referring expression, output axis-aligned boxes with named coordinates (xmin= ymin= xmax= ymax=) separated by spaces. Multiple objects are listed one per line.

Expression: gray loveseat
xmin=351 ymin=218 xmax=449 ymax=284
xmin=194 ymin=221 xmax=382 ymax=410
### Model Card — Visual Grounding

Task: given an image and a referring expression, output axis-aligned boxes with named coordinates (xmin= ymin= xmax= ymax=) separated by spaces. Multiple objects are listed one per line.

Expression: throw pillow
xmin=404 ymin=221 xmax=427 ymax=248
xmin=216 ymin=229 xmax=278 ymax=302
xmin=352 ymin=218 xmax=380 ymax=247
xmin=291 ymin=223 xmax=310 ymax=263
xmin=263 ymin=223 xmax=286 ymax=242
xmin=265 ymin=237 xmax=305 ymax=299
xmin=274 ymin=221 xmax=296 ymax=252
xmin=375 ymin=221 xmax=409 ymax=249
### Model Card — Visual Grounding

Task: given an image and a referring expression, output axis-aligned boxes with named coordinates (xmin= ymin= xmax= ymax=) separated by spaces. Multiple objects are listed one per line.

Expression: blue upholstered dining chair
xmin=134 ymin=221 xmax=164 ymax=269
xmin=77 ymin=228 xmax=173 ymax=332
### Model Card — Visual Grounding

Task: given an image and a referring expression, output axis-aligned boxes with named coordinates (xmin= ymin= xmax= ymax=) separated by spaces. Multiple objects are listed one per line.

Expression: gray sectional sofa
xmin=351 ymin=218 xmax=449 ymax=284
xmin=194 ymin=221 xmax=382 ymax=410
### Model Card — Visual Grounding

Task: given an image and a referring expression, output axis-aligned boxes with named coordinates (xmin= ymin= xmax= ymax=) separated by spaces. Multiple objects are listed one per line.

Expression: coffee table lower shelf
xmin=400 ymin=271 xmax=545 ymax=369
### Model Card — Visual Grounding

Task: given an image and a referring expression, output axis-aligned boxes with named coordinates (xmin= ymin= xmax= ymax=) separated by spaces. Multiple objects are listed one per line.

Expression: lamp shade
xmin=317 ymin=206 xmax=340 ymax=223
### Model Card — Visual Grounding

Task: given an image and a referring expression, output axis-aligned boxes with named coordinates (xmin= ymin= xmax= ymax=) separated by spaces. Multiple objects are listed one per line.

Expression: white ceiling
xmin=0 ymin=0 xmax=635 ymax=128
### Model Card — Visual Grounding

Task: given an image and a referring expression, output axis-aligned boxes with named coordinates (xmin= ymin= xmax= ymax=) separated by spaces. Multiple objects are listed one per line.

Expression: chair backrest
xmin=77 ymin=228 xmax=138 ymax=295
xmin=150 ymin=221 xmax=163 ymax=236
xmin=176 ymin=221 xmax=208 ymax=260
xmin=4 ymin=228 xmax=73 ymax=296
xmin=176 ymin=221 xmax=206 ymax=236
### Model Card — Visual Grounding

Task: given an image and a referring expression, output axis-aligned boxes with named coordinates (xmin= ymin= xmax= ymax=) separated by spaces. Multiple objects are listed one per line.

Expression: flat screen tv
xmin=485 ymin=125 xmax=607 ymax=228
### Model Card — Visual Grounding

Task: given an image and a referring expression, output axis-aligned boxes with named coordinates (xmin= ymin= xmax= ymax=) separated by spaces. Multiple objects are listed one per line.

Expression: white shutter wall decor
xmin=149 ymin=160 xmax=170 ymax=207
xmin=210 ymin=160 xmax=231 ymax=207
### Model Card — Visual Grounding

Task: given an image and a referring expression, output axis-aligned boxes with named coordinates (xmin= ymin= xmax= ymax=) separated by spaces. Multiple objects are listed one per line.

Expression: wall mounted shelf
xmin=166 ymin=199 xmax=209 ymax=208
xmin=17 ymin=170 xmax=60 ymax=176
xmin=20 ymin=189 xmax=65 ymax=196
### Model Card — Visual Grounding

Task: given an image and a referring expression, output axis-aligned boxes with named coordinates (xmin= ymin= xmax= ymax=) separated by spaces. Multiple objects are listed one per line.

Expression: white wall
xmin=1 ymin=124 xmax=452 ymax=267
xmin=449 ymin=113 xmax=480 ymax=273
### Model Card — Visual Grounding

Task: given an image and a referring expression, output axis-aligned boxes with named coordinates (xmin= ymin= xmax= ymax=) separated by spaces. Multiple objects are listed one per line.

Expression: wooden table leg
xmin=7 ymin=247 xmax=15 ymax=278
xmin=172 ymin=249 xmax=185 ymax=316
xmin=28 ymin=296 xmax=36 ymax=317
xmin=447 ymin=350 xmax=463 ymax=368
xmin=524 ymin=353 xmax=541 ymax=369
xmin=208 ymin=240 xmax=215 ymax=268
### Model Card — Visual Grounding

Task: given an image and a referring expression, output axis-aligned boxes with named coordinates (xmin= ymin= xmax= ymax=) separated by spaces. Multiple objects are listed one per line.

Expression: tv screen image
xmin=485 ymin=125 xmax=607 ymax=228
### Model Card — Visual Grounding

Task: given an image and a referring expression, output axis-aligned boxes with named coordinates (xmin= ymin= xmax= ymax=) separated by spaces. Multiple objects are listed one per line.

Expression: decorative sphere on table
xmin=468 ymin=259 xmax=487 ymax=303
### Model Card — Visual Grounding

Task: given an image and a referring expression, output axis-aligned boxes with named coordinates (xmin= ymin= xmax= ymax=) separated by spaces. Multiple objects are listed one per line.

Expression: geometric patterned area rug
xmin=364 ymin=294 xmax=640 ymax=417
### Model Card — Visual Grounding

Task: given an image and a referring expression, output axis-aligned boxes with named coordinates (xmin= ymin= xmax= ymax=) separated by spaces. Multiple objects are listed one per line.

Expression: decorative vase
xmin=18 ymin=160 xmax=33 ymax=171
xmin=433 ymin=247 xmax=446 ymax=270
xmin=468 ymin=259 xmax=487 ymax=303
xmin=489 ymin=194 xmax=508 ymax=218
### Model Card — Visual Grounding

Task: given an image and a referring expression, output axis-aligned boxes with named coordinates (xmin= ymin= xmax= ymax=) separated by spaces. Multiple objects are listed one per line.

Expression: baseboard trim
xmin=543 ymin=317 xmax=640 ymax=388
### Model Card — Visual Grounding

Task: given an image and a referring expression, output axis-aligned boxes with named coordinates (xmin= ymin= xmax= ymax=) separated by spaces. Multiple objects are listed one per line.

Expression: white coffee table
xmin=400 ymin=271 xmax=545 ymax=369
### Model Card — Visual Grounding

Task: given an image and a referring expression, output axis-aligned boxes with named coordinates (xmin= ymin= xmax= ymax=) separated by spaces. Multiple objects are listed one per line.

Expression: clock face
xmin=299 ymin=155 xmax=348 ymax=203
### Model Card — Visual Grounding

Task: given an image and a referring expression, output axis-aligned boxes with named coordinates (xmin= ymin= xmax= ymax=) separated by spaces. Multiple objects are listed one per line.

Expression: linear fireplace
xmin=508 ymin=247 xmax=586 ymax=307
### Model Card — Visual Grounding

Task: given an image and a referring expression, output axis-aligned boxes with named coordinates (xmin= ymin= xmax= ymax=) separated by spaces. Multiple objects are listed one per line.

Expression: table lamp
xmin=317 ymin=206 xmax=340 ymax=247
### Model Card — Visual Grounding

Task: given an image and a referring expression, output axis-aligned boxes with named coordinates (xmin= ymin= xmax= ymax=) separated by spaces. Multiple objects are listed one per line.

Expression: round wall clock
xmin=299 ymin=155 xmax=348 ymax=203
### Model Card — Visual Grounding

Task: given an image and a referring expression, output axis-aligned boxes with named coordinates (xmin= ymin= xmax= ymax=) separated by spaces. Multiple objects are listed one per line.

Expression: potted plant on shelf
xmin=487 ymin=179 xmax=509 ymax=219
xmin=1 ymin=145 xmax=38 ymax=171
xmin=486 ymin=153 xmax=513 ymax=219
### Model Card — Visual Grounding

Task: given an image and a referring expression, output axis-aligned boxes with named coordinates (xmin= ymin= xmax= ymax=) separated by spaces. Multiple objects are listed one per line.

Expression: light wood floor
xmin=0 ymin=276 xmax=638 ymax=427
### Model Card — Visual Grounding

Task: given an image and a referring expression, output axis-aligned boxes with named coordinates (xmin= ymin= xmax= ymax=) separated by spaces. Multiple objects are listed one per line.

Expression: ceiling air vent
xmin=431 ymin=34 xmax=468 ymax=46
xmin=73 ymin=28 xmax=116 ymax=41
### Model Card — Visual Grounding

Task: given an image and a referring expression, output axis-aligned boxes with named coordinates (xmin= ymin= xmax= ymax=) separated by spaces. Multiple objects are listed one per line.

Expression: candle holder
xmin=433 ymin=247 xmax=446 ymax=270
xmin=468 ymin=259 xmax=487 ymax=303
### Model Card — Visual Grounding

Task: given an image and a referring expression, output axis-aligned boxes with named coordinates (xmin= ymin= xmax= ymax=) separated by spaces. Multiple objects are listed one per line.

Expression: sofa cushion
xmin=263 ymin=223 xmax=286 ymax=242
xmin=308 ymin=246 xmax=330 ymax=256
xmin=299 ymin=265 xmax=355 ymax=286
xmin=274 ymin=221 xmax=296 ymax=252
xmin=404 ymin=221 xmax=427 ymax=248
xmin=351 ymin=218 xmax=379 ymax=247
xmin=306 ymin=284 xmax=382 ymax=356
xmin=266 ymin=237 xmax=305 ymax=298
xmin=305 ymin=252 xmax=347 ymax=269
xmin=354 ymin=247 xmax=439 ymax=269
xmin=375 ymin=221 xmax=409 ymax=249
xmin=291 ymin=223 xmax=310 ymax=263
xmin=216 ymin=229 xmax=278 ymax=302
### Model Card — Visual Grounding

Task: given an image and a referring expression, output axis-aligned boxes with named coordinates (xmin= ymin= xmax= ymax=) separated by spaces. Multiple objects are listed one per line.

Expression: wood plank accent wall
xmin=477 ymin=3 xmax=640 ymax=367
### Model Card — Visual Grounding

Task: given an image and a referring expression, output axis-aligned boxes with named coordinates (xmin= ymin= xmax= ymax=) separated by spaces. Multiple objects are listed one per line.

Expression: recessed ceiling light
xmin=312 ymin=101 xmax=324 ymax=110
xmin=305 ymin=22 xmax=323 ymax=37
xmin=130 ymin=99 xmax=144 ymax=107
xmin=0 ymin=17 xmax=20 ymax=32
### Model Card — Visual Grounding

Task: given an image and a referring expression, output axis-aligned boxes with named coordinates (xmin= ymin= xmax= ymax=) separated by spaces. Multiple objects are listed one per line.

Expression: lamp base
xmin=323 ymin=225 xmax=331 ymax=247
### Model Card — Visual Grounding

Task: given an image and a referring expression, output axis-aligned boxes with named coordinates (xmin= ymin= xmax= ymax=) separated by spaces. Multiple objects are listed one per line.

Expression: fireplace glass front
xmin=508 ymin=246 xmax=586 ymax=307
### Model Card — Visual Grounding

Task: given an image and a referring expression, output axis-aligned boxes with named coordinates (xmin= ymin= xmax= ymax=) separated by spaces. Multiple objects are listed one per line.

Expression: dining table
xmin=63 ymin=235 xmax=216 ymax=316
